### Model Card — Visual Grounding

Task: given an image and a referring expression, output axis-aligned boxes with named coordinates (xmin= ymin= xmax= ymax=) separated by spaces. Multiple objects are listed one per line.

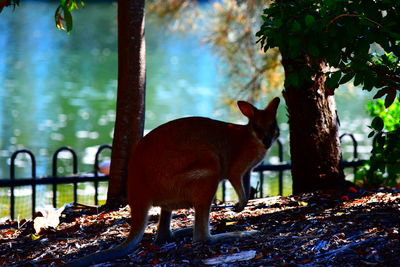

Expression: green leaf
xmin=339 ymin=72 xmax=355 ymax=85
xmin=285 ymin=73 xmax=299 ymax=88
xmin=368 ymin=131 xmax=375 ymax=138
xmin=384 ymin=89 xmax=397 ymax=108
xmin=274 ymin=18 xmax=282 ymax=28
xmin=308 ymin=44 xmax=320 ymax=58
xmin=291 ymin=21 xmax=302 ymax=32
xmin=371 ymin=116 xmax=384 ymax=131
xmin=353 ymin=72 xmax=363 ymax=87
xmin=305 ymin=15 xmax=315 ymax=27
xmin=287 ymin=38 xmax=301 ymax=58
xmin=326 ymin=71 xmax=341 ymax=89
xmin=373 ymin=87 xmax=389 ymax=99
xmin=327 ymin=50 xmax=341 ymax=67
xmin=62 ymin=6 xmax=73 ymax=33
xmin=331 ymin=71 xmax=341 ymax=84
xmin=376 ymin=135 xmax=386 ymax=150
xmin=363 ymin=71 xmax=377 ymax=91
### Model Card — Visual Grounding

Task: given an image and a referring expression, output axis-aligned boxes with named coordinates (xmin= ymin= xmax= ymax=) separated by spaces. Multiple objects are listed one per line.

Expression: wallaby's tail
xmin=64 ymin=205 xmax=149 ymax=267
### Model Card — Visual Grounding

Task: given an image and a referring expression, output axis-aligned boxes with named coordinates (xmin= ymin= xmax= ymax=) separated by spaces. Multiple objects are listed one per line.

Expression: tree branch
xmin=342 ymin=51 xmax=400 ymax=85
xmin=242 ymin=65 xmax=270 ymax=92
xmin=324 ymin=14 xmax=383 ymax=32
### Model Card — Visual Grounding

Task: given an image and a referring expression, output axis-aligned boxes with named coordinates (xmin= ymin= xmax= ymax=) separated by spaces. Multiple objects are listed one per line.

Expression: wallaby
xmin=65 ymin=97 xmax=280 ymax=266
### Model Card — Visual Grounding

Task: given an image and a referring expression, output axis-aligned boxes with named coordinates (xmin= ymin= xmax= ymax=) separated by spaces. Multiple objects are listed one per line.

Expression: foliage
xmin=356 ymin=100 xmax=400 ymax=187
xmin=55 ymin=0 xmax=85 ymax=33
xmin=0 ymin=0 xmax=83 ymax=33
xmin=147 ymin=0 xmax=283 ymax=105
xmin=256 ymin=0 xmax=400 ymax=187
xmin=204 ymin=0 xmax=282 ymax=104
xmin=256 ymin=0 xmax=400 ymax=104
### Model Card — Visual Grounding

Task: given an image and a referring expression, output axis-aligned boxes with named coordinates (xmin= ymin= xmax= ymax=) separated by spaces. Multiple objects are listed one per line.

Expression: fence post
xmin=10 ymin=149 xmax=36 ymax=220
xmin=277 ymin=139 xmax=284 ymax=196
xmin=259 ymin=170 xmax=264 ymax=198
xmin=93 ymin=145 xmax=112 ymax=205
xmin=340 ymin=133 xmax=359 ymax=177
xmin=52 ymin=147 xmax=78 ymax=207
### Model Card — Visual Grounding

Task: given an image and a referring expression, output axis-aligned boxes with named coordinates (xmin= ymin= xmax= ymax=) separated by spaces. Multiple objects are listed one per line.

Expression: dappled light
xmin=1 ymin=190 xmax=399 ymax=265
xmin=0 ymin=0 xmax=399 ymax=265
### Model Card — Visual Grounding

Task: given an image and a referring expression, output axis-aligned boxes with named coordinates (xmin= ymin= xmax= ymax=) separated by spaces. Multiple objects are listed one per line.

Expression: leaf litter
xmin=0 ymin=189 xmax=399 ymax=266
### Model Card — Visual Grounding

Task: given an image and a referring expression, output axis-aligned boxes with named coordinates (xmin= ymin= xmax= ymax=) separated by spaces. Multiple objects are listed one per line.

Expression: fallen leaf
xmin=31 ymin=233 xmax=41 ymax=240
xmin=34 ymin=206 xmax=65 ymax=233
xmin=3 ymin=228 xmax=16 ymax=235
xmin=254 ymin=252 xmax=264 ymax=260
xmin=298 ymin=201 xmax=308 ymax=206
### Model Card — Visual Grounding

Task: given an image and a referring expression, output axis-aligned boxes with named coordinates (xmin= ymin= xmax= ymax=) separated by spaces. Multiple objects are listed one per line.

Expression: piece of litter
xmin=33 ymin=206 xmax=65 ymax=233
xmin=202 ymin=250 xmax=257 ymax=265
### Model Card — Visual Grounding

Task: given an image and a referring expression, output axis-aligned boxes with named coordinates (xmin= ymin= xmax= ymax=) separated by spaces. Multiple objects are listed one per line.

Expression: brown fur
xmin=64 ymin=97 xmax=280 ymax=266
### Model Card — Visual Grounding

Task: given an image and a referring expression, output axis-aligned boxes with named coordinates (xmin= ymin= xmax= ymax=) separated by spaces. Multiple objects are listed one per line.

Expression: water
xmin=0 ymin=1 xmax=375 ymax=219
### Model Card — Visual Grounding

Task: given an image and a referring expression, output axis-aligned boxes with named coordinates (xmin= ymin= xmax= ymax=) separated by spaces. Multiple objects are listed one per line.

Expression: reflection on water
xmin=0 ymin=1 xmax=227 ymax=180
xmin=0 ymin=2 xmax=375 ymax=218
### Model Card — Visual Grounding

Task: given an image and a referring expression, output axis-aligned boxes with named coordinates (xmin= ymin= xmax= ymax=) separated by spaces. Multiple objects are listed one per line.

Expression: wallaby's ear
xmin=265 ymin=97 xmax=280 ymax=114
xmin=237 ymin=101 xmax=256 ymax=120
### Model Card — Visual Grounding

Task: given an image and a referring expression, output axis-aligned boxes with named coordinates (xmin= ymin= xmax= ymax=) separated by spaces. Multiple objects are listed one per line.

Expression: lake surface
xmin=0 ymin=1 xmax=375 ymax=219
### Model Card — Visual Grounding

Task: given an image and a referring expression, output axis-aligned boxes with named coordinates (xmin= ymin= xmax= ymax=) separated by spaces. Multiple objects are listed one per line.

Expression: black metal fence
xmin=252 ymin=134 xmax=366 ymax=196
xmin=0 ymin=134 xmax=366 ymax=220
xmin=1 ymin=145 xmax=112 ymax=220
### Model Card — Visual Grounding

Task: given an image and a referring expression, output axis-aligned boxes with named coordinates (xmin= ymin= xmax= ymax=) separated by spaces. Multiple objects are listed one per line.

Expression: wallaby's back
xmin=64 ymin=98 xmax=280 ymax=267
xmin=128 ymin=116 xmax=267 ymax=208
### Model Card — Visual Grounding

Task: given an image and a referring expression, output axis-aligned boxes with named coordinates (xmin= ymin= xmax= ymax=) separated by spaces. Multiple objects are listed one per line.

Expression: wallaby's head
xmin=237 ymin=97 xmax=280 ymax=148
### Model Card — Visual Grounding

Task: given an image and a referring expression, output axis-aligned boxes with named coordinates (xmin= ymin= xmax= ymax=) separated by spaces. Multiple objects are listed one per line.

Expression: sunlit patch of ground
xmin=1 ymin=190 xmax=399 ymax=266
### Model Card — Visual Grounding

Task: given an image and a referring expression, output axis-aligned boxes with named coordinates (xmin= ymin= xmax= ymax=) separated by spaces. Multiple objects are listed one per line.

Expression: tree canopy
xmin=256 ymin=0 xmax=400 ymax=188
xmin=256 ymin=0 xmax=400 ymax=106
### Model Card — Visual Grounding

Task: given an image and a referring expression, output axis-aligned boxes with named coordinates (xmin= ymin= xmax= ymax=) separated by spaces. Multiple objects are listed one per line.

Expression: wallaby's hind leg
xmin=155 ymin=208 xmax=193 ymax=243
xmin=191 ymin=173 xmax=220 ymax=242
xmin=193 ymin=203 xmax=212 ymax=242
xmin=193 ymin=202 xmax=258 ymax=243
xmin=155 ymin=208 xmax=173 ymax=244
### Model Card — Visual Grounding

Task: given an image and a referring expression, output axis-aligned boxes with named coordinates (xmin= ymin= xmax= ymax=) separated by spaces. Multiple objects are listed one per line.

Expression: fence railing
xmin=1 ymin=145 xmax=112 ymax=220
xmin=0 ymin=134 xmax=366 ymax=220
xmin=222 ymin=134 xmax=366 ymax=199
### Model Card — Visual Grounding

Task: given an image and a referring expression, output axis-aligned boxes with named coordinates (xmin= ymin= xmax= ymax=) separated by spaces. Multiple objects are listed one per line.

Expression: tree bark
xmin=106 ymin=0 xmax=146 ymax=207
xmin=282 ymin=57 xmax=343 ymax=194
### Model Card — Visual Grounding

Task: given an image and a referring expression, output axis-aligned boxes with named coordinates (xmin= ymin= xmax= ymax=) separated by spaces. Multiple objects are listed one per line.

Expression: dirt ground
xmin=1 ymin=188 xmax=399 ymax=266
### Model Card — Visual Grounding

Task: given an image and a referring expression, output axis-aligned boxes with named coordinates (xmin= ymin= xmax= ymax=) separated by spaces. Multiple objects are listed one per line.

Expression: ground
xmin=1 ymin=189 xmax=399 ymax=266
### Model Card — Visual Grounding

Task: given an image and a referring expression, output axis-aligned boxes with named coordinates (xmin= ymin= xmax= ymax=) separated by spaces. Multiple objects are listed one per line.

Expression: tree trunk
xmin=106 ymin=0 xmax=146 ymax=207
xmin=282 ymin=57 xmax=343 ymax=194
